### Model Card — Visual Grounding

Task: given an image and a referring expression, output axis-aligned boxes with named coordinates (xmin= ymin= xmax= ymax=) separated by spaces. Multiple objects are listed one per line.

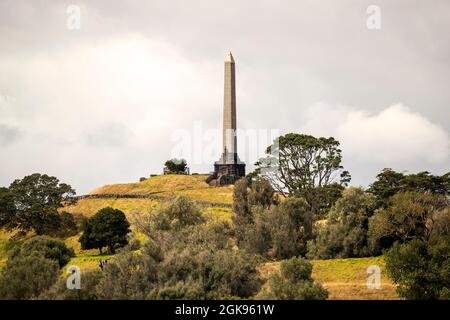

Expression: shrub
xmin=40 ymin=270 xmax=103 ymax=300
xmin=164 ymin=159 xmax=188 ymax=174
xmin=96 ymin=249 xmax=159 ymax=299
xmin=385 ymin=236 xmax=450 ymax=300
xmin=307 ymin=187 xmax=375 ymax=259
xmin=239 ymin=197 xmax=314 ymax=259
xmin=232 ymin=178 xmax=278 ymax=245
xmin=79 ymin=207 xmax=131 ymax=254
xmin=260 ymin=257 xmax=328 ymax=300
xmin=368 ymin=192 xmax=448 ymax=251
xmin=0 ymin=255 xmax=59 ymax=300
xmin=159 ymin=247 xmax=260 ymax=299
xmin=10 ymin=235 xmax=74 ymax=268
xmin=152 ymin=196 xmax=205 ymax=232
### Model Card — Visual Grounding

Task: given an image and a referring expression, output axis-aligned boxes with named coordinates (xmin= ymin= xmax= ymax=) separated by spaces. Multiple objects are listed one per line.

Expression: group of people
xmin=98 ymin=259 xmax=108 ymax=270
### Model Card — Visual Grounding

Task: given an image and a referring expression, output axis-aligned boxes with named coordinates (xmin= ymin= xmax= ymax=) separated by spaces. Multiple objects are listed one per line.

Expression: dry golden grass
xmin=64 ymin=198 xmax=160 ymax=219
xmin=90 ymin=174 xmax=233 ymax=204
xmin=258 ymin=256 xmax=399 ymax=300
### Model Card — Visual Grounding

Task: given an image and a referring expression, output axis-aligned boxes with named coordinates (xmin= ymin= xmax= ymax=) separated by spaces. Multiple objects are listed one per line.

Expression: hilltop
xmin=0 ymin=174 xmax=399 ymax=300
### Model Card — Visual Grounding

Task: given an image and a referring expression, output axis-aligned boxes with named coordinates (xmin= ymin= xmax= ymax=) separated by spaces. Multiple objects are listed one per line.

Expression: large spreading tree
xmin=254 ymin=133 xmax=350 ymax=216
xmin=0 ymin=173 xmax=76 ymax=235
xmin=368 ymin=168 xmax=450 ymax=208
xmin=79 ymin=207 xmax=131 ymax=254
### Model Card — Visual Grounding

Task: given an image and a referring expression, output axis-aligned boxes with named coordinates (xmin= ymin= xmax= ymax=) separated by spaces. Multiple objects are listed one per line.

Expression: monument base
xmin=206 ymin=162 xmax=246 ymax=186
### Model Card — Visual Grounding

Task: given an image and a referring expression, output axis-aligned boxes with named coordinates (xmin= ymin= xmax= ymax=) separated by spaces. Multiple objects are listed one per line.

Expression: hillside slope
xmin=89 ymin=174 xmax=234 ymax=204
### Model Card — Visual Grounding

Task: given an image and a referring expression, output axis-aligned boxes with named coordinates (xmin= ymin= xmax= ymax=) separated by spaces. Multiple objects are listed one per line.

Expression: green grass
xmin=258 ymin=256 xmax=399 ymax=300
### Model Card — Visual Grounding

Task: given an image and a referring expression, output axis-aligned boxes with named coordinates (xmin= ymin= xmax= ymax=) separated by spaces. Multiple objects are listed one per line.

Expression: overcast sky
xmin=1 ymin=0 xmax=449 ymax=194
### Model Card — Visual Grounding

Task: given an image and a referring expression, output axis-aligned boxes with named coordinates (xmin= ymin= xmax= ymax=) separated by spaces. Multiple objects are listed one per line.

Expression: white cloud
xmin=299 ymin=103 xmax=450 ymax=185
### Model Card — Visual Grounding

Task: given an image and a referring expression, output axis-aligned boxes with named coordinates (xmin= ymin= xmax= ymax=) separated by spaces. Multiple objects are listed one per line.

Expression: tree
xmin=0 ymin=187 xmax=15 ymax=228
xmin=259 ymin=257 xmax=328 ymax=300
xmin=232 ymin=178 xmax=278 ymax=244
xmin=164 ymin=158 xmax=188 ymax=174
xmin=10 ymin=235 xmax=74 ymax=268
xmin=307 ymin=187 xmax=376 ymax=259
xmin=385 ymin=237 xmax=450 ymax=300
xmin=1 ymin=173 xmax=76 ymax=235
xmin=368 ymin=168 xmax=450 ymax=208
xmin=79 ymin=207 xmax=131 ymax=254
xmin=254 ymin=133 xmax=350 ymax=216
xmin=240 ymin=197 xmax=315 ymax=259
xmin=368 ymin=192 xmax=448 ymax=250
xmin=0 ymin=255 xmax=60 ymax=300
xmin=152 ymin=196 xmax=205 ymax=232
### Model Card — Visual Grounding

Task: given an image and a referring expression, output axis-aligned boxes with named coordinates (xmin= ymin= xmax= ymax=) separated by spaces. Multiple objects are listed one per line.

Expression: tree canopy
xmin=0 ymin=173 xmax=76 ymax=235
xmin=164 ymin=159 xmax=188 ymax=174
xmin=254 ymin=133 xmax=350 ymax=216
xmin=79 ymin=207 xmax=131 ymax=254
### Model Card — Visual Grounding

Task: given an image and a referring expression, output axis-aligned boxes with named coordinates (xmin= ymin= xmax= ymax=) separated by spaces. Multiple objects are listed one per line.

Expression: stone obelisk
xmin=207 ymin=52 xmax=245 ymax=186
xmin=223 ymin=51 xmax=237 ymax=162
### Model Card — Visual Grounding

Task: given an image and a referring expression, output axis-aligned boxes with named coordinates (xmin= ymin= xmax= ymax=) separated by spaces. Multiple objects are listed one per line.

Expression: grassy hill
xmin=90 ymin=174 xmax=234 ymax=204
xmin=0 ymin=174 xmax=399 ymax=300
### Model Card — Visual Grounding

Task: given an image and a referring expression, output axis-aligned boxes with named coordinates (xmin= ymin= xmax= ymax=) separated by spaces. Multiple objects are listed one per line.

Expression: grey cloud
xmin=0 ymin=124 xmax=21 ymax=146
xmin=84 ymin=123 xmax=134 ymax=147
xmin=0 ymin=0 xmax=449 ymax=193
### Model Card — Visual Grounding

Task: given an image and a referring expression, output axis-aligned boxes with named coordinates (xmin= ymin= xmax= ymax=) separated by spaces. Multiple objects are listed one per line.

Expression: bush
xmin=152 ymin=196 xmax=205 ymax=232
xmin=307 ymin=187 xmax=375 ymax=259
xmin=164 ymin=159 xmax=188 ymax=174
xmin=40 ymin=270 xmax=103 ymax=300
xmin=79 ymin=207 xmax=131 ymax=254
xmin=0 ymin=255 xmax=59 ymax=299
xmin=232 ymin=178 xmax=278 ymax=245
xmin=159 ymin=247 xmax=260 ymax=299
xmin=368 ymin=192 xmax=448 ymax=251
xmin=10 ymin=235 xmax=74 ymax=268
xmin=259 ymin=257 xmax=328 ymax=300
xmin=239 ymin=197 xmax=314 ymax=260
xmin=385 ymin=236 xmax=450 ymax=300
xmin=96 ymin=249 xmax=159 ymax=300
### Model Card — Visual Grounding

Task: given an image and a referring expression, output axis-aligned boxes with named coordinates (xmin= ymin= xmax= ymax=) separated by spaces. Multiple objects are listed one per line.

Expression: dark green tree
xmin=164 ymin=158 xmax=188 ymax=174
xmin=385 ymin=237 xmax=450 ymax=300
xmin=79 ymin=207 xmax=131 ymax=254
xmin=254 ymin=133 xmax=350 ymax=217
xmin=232 ymin=178 xmax=278 ymax=245
xmin=0 ymin=255 xmax=60 ymax=300
xmin=368 ymin=168 xmax=450 ymax=208
xmin=368 ymin=192 xmax=448 ymax=250
xmin=240 ymin=197 xmax=315 ymax=259
xmin=0 ymin=187 xmax=15 ymax=228
xmin=259 ymin=257 xmax=328 ymax=300
xmin=307 ymin=187 xmax=376 ymax=259
xmin=1 ymin=173 xmax=76 ymax=235
xmin=152 ymin=196 xmax=205 ymax=232
xmin=10 ymin=235 xmax=74 ymax=268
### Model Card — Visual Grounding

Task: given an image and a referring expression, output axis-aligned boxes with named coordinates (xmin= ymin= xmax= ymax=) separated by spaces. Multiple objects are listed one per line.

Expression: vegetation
xmin=385 ymin=237 xmax=450 ymax=300
xmin=0 ymin=236 xmax=73 ymax=299
xmin=10 ymin=235 xmax=74 ymax=268
xmin=0 ymin=142 xmax=448 ymax=301
xmin=79 ymin=207 xmax=131 ymax=254
xmin=164 ymin=158 xmax=188 ymax=174
xmin=368 ymin=191 xmax=448 ymax=251
xmin=0 ymin=173 xmax=76 ymax=235
xmin=307 ymin=188 xmax=375 ymax=259
xmin=367 ymin=168 xmax=449 ymax=208
xmin=254 ymin=133 xmax=350 ymax=217
xmin=259 ymin=257 xmax=328 ymax=300
xmin=152 ymin=196 xmax=205 ymax=231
